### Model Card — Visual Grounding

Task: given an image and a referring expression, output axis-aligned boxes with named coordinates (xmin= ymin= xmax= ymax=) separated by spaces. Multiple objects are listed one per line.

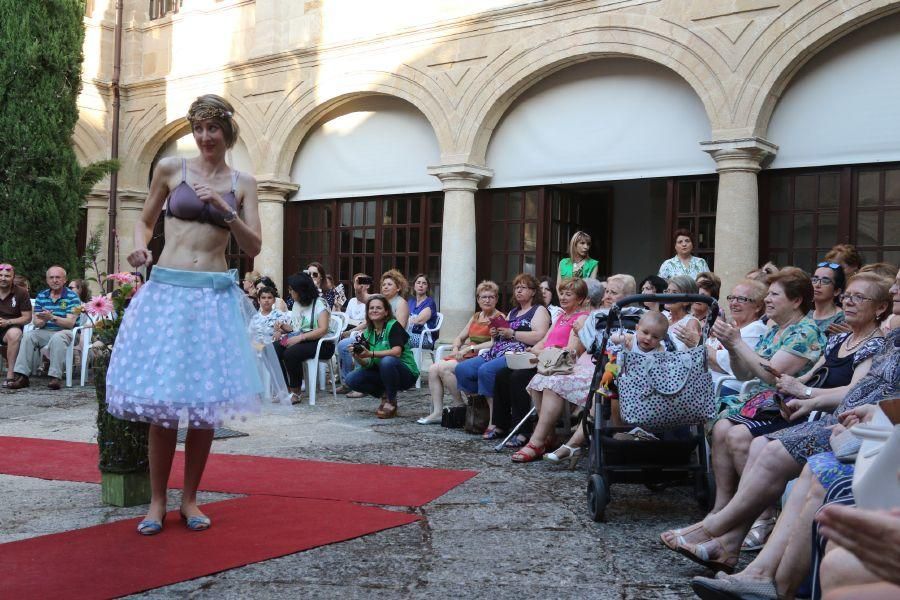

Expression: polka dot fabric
xmin=106 ymin=268 xmax=265 ymax=429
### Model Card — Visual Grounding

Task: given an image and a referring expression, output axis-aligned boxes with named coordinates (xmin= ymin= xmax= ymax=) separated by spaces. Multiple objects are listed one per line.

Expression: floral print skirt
xmin=526 ymin=353 xmax=594 ymax=407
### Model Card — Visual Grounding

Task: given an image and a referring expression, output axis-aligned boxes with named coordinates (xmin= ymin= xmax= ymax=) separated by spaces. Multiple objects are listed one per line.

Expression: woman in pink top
xmin=509 ymin=278 xmax=590 ymax=463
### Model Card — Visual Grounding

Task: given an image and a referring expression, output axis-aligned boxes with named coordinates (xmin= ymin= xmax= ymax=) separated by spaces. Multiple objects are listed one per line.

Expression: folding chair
xmin=412 ymin=311 xmax=443 ymax=388
xmin=302 ymin=313 xmax=346 ymax=405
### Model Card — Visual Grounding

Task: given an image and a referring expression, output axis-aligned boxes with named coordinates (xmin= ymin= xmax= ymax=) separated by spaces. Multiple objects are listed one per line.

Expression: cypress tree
xmin=0 ymin=0 xmax=86 ymax=284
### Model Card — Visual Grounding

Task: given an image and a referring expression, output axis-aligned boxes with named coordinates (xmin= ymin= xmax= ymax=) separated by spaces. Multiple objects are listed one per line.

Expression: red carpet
xmin=0 ymin=495 xmax=419 ymax=600
xmin=0 ymin=436 xmax=476 ymax=507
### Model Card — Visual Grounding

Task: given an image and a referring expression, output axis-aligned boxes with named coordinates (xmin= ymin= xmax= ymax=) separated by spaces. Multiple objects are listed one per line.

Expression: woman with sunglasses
xmin=809 ymin=261 xmax=846 ymax=335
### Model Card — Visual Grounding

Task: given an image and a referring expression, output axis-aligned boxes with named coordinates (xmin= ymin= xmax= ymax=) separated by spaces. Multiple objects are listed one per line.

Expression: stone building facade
xmin=77 ymin=0 xmax=900 ymax=335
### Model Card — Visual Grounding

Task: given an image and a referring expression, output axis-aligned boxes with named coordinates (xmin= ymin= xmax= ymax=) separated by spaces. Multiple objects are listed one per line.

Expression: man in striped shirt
xmin=8 ymin=266 xmax=81 ymax=390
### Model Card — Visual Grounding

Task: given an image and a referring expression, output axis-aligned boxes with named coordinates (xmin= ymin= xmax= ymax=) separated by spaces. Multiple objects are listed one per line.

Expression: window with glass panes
xmin=284 ymin=193 xmax=443 ymax=301
xmin=478 ymin=189 xmax=541 ymax=307
xmin=760 ymin=170 xmax=842 ymax=270
xmin=669 ymin=178 xmax=717 ymax=270
xmin=547 ymin=188 xmax=582 ymax=279
xmin=854 ymin=167 xmax=900 ymax=266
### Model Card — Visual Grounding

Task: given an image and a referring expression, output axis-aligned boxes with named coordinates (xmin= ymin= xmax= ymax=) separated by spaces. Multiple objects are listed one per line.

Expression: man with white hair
xmin=8 ymin=265 xmax=81 ymax=390
xmin=0 ymin=262 xmax=33 ymax=387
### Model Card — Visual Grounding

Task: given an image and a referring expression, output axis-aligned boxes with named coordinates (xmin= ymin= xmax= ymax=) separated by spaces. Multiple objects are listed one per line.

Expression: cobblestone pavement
xmin=0 ymin=376 xmax=738 ymax=599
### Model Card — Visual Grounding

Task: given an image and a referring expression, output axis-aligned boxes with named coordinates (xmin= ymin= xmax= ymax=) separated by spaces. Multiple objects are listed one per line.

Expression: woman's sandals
xmin=742 ymin=516 xmax=776 ymax=552
xmin=661 ymin=523 xmax=739 ymax=574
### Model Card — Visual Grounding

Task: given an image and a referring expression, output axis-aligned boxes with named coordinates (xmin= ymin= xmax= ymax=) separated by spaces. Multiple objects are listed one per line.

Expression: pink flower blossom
xmin=107 ymin=272 xmax=136 ymax=285
xmin=84 ymin=294 xmax=115 ymax=317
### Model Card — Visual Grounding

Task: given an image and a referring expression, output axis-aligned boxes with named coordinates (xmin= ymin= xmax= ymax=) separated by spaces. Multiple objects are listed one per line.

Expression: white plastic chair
xmin=302 ymin=313 xmax=346 ymax=406
xmin=714 ymin=375 xmax=758 ymax=398
xmin=411 ymin=311 xmax=443 ymax=388
xmin=66 ymin=317 xmax=95 ymax=387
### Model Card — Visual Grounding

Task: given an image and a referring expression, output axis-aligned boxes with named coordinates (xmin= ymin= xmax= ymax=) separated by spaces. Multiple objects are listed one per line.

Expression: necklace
xmin=844 ymin=326 xmax=880 ymax=352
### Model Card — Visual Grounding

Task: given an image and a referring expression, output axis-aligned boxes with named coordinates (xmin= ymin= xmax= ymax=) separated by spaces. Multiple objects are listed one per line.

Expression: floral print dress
xmin=719 ymin=316 xmax=825 ymax=418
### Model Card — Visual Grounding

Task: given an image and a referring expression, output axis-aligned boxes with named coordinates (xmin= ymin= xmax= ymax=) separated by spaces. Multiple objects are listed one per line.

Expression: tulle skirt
xmin=106 ymin=266 xmax=290 ymax=429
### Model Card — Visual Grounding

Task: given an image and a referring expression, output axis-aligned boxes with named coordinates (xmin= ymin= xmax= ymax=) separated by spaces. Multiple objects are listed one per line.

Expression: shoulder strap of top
xmin=181 ymin=158 xmax=187 ymax=182
xmin=231 ymin=169 xmax=239 ymax=193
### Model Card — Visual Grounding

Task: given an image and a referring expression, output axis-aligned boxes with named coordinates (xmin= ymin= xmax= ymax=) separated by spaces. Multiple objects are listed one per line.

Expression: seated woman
xmin=707 ymin=268 xmax=826 ymax=512
xmin=539 ymin=276 xmax=564 ymax=324
xmin=407 ymin=273 xmax=438 ymax=350
xmin=454 ymin=273 xmax=551 ymax=439
xmin=491 ymin=277 xmax=601 ymax=451
xmin=380 ymin=269 xmax=410 ymax=328
xmin=417 ymin=281 xmax=500 ymax=424
xmin=810 ymin=261 xmax=846 ymax=334
xmin=706 ymin=279 xmax=768 ymax=393
xmin=323 ymin=273 xmax=346 ymax=312
xmin=660 ymin=268 xmax=899 ymax=575
xmin=500 ymin=278 xmax=589 ymax=462
xmin=345 ymin=295 xmax=419 ymax=419
xmin=274 ymin=272 xmax=334 ymax=403
xmin=688 ymin=404 xmax=878 ymax=599
xmin=639 ymin=275 xmax=667 ymax=312
xmin=666 ymin=275 xmax=703 ymax=350
xmin=692 ymin=275 xmax=720 ymax=322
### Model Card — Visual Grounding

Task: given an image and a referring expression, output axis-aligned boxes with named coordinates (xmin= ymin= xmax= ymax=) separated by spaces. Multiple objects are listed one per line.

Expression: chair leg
xmin=413 ymin=348 xmax=423 ymax=389
xmin=306 ymin=360 xmax=318 ymax=406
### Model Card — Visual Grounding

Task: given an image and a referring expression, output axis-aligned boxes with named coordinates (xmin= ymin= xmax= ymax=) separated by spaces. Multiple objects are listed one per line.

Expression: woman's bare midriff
xmin=155 ymin=216 xmax=230 ymax=272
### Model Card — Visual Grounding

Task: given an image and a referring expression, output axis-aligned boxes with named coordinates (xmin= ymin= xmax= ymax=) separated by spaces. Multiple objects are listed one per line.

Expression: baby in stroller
xmin=611 ymin=311 xmax=670 ymax=355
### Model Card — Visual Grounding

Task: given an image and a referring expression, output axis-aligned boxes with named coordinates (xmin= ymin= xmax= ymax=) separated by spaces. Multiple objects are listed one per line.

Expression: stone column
xmin=256 ymin=179 xmax=298 ymax=290
xmin=427 ymin=163 xmax=493 ymax=342
xmin=116 ymin=189 xmax=148 ymax=274
xmin=700 ymin=138 xmax=778 ymax=300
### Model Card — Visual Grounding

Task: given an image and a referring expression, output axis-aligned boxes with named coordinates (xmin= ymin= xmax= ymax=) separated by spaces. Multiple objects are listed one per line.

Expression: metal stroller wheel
xmin=587 ymin=474 xmax=609 ymax=522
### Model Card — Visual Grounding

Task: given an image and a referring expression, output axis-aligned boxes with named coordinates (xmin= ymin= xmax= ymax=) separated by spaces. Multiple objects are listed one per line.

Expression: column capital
xmin=85 ymin=188 xmax=108 ymax=210
xmin=700 ymin=137 xmax=778 ymax=174
xmin=257 ymin=179 xmax=298 ymax=203
xmin=427 ymin=163 xmax=493 ymax=192
xmin=118 ymin=188 xmax=148 ymax=211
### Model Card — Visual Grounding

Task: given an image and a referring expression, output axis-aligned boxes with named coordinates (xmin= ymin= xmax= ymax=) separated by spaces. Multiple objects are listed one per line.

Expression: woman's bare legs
xmin=527 ymin=389 xmax=565 ymax=448
xmin=820 ymin=546 xmax=881 ymax=598
xmin=725 ymin=464 xmax=823 ymax=597
xmin=662 ymin=440 xmax=801 ymax=559
xmin=145 ymin=424 xmax=178 ymax=523
xmin=710 ymin=419 xmax=741 ymax=512
xmin=426 ymin=361 xmax=445 ymax=420
xmin=181 ymin=428 xmax=214 ymax=519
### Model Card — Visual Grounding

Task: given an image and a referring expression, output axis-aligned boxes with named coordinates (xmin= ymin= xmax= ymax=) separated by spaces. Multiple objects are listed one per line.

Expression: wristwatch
xmin=804 ymin=387 xmax=813 ymax=399
xmin=468 ymin=345 xmax=475 ymax=354
xmin=223 ymin=209 xmax=238 ymax=224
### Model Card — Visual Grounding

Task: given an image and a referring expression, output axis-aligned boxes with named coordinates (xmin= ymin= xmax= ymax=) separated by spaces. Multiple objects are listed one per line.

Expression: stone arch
xmin=72 ymin=119 xmax=107 ymax=165
xmin=742 ymin=0 xmax=900 ymax=136
xmin=268 ymin=71 xmax=453 ymax=178
xmin=460 ymin=20 xmax=729 ymax=164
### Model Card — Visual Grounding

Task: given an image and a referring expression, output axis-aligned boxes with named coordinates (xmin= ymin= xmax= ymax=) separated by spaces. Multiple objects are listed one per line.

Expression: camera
xmin=352 ymin=335 xmax=370 ymax=354
xmin=357 ymin=276 xmax=372 ymax=286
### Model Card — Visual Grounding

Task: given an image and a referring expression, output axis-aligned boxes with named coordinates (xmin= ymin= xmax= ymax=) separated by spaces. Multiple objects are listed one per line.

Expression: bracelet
xmin=223 ymin=209 xmax=238 ymax=224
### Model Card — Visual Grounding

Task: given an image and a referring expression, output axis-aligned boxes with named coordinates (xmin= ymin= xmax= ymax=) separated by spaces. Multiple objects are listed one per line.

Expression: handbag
xmin=616 ymin=345 xmax=715 ymax=428
xmin=441 ymin=406 xmax=467 ymax=429
xmin=464 ymin=395 xmax=490 ymax=434
xmin=536 ymin=348 xmax=575 ymax=376
xmin=738 ymin=389 xmax=782 ymax=420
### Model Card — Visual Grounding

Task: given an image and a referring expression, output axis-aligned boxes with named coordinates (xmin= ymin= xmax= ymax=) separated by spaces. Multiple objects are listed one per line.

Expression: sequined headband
xmin=186 ymin=103 xmax=233 ymax=123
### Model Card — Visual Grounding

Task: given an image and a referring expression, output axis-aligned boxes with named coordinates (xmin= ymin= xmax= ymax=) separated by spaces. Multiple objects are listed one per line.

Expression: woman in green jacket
xmin=346 ymin=294 xmax=419 ymax=419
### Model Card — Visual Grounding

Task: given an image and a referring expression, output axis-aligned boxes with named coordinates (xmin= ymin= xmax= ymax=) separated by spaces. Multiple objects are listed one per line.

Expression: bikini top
xmin=165 ymin=159 xmax=240 ymax=229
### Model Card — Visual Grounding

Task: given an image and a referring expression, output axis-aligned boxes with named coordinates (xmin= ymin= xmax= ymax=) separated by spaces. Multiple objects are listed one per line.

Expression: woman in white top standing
xmin=658 ymin=228 xmax=710 ymax=280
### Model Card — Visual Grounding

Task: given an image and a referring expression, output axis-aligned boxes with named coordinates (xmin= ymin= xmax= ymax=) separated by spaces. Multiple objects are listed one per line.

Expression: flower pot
xmin=94 ymin=348 xmax=150 ymax=507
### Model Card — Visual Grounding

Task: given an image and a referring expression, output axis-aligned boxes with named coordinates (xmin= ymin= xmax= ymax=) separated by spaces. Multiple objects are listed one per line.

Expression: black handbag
xmin=441 ymin=406 xmax=466 ymax=429
xmin=464 ymin=395 xmax=490 ymax=434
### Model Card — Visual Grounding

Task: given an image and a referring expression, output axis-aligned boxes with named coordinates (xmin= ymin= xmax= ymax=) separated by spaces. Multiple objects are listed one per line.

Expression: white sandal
xmin=544 ymin=444 xmax=581 ymax=464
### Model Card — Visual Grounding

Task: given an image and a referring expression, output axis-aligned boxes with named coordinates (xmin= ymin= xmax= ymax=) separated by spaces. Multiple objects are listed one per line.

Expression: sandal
xmin=511 ymin=442 xmax=546 ymax=463
xmin=375 ymin=402 xmax=397 ymax=419
xmin=660 ymin=522 xmax=707 ymax=551
xmin=674 ymin=530 xmax=740 ymax=574
xmin=1 ymin=378 xmax=14 ymax=389
xmin=503 ymin=434 xmax=528 ymax=449
xmin=482 ymin=425 xmax=504 ymax=440
xmin=742 ymin=516 xmax=777 ymax=552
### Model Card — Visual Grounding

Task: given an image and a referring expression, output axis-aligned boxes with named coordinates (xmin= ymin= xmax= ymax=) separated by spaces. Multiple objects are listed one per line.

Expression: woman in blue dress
xmin=106 ymin=94 xmax=287 ymax=535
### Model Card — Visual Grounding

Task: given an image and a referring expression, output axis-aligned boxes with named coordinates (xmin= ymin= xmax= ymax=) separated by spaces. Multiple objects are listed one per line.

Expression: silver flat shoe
xmin=691 ymin=574 xmax=778 ymax=600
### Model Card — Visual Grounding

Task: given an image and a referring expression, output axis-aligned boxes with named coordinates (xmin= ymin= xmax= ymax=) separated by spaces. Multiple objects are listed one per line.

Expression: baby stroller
xmin=583 ymin=293 xmax=718 ymax=522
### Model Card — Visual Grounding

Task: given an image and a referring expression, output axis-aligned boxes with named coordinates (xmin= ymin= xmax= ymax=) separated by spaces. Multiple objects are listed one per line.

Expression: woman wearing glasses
xmin=707 ymin=279 xmax=769 ymax=392
xmin=809 ymin=261 xmax=846 ymax=335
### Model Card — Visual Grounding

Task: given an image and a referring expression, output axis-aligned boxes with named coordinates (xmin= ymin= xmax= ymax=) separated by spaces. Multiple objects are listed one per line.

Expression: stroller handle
xmin=608 ymin=293 xmax=720 ymax=332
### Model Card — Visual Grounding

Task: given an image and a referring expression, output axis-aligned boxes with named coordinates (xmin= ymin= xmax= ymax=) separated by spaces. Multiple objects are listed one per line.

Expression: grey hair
xmin=585 ymin=278 xmax=605 ymax=308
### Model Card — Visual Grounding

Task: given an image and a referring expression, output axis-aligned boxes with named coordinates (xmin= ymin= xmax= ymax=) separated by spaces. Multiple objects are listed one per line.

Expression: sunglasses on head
xmin=817 ymin=261 xmax=841 ymax=270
